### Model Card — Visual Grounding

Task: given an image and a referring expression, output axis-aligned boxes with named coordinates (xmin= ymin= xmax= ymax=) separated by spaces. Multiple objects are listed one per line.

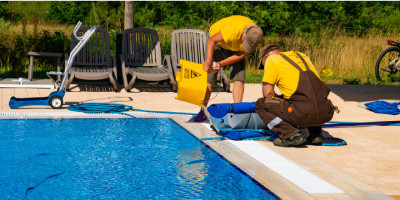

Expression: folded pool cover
xmin=207 ymin=102 xmax=256 ymax=118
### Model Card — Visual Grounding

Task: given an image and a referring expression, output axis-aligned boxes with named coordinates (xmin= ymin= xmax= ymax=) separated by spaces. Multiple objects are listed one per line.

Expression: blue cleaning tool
xmin=9 ymin=22 xmax=97 ymax=109
xmin=207 ymin=102 xmax=256 ymax=118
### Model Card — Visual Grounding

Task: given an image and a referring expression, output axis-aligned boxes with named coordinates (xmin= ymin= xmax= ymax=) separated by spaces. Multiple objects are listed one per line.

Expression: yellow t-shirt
xmin=262 ymin=51 xmax=320 ymax=99
xmin=209 ymin=15 xmax=255 ymax=52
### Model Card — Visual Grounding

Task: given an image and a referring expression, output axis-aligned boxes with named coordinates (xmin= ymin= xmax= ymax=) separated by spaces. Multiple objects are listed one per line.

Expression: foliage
xmin=1 ymin=1 xmax=400 ymax=35
xmin=44 ymin=2 xmax=91 ymax=24
xmin=0 ymin=2 xmax=12 ymax=20
xmin=129 ymin=2 xmax=400 ymax=36
xmin=86 ymin=2 xmax=124 ymax=29
xmin=7 ymin=2 xmax=50 ymax=23
xmin=0 ymin=31 xmax=70 ymax=76
xmin=343 ymin=77 xmax=361 ymax=85
xmin=0 ymin=18 xmax=11 ymax=31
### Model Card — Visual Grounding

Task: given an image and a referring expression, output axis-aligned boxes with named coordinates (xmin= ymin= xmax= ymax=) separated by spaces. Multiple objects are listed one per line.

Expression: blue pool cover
xmin=0 ymin=118 xmax=277 ymax=200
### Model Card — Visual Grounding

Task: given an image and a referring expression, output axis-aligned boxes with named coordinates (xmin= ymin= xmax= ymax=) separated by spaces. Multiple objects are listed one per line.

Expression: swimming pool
xmin=0 ymin=118 xmax=278 ymax=199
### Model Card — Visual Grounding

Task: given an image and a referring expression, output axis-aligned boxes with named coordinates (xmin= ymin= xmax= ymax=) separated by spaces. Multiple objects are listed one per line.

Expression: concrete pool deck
xmin=0 ymin=82 xmax=399 ymax=199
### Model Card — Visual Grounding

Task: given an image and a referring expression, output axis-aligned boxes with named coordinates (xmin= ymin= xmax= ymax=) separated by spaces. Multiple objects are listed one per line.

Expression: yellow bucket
xmin=175 ymin=59 xmax=207 ymax=106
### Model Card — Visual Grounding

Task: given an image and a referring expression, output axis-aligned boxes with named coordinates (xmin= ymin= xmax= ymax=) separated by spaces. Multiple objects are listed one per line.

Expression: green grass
xmin=0 ymin=66 xmax=13 ymax=77
xmin=0 ymin=61 xmax=59 ymax=79
xmin=0 ymin=59 xmax=14 ymax=78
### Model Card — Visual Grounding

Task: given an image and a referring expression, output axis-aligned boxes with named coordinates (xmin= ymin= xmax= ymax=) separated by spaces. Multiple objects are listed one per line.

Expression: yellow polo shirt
xmin=262 ymin=51 xmax=320 ymax=99
xmin=209 ymin=15 xmax=255 ymax=52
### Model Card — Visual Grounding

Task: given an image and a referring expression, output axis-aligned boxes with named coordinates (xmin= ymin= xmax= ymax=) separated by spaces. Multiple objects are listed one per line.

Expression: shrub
xmin=343 ymin=77 xmax=361 ymax=85
xmin=0 ymin=31 xmax=70 ymax=76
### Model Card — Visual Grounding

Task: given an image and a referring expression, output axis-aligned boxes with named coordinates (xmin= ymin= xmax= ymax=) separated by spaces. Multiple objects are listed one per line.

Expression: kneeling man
xmin=256 ymin=44 xmax=337 ymax=147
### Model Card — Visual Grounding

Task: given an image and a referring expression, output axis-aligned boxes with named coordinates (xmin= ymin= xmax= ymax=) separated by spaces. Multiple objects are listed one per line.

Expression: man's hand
xmin=203 ymin=61 xmax=221 ymax=73
xmin=203 ymin=60 xmax=213 ymax=72
xmin=212 ymin=62 xmax=221 ymax=72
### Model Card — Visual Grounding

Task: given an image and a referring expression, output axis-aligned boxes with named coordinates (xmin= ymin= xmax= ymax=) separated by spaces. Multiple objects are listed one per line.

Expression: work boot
xmin=273 ymin=133 xmax=306 ymax=147
xmin=307 ymin=127 xmax=323 ymax=145
xmin=194 ymin=110 xmax=207 ymax=122
xmin=307 ymin=134 xmax=323 ymax=145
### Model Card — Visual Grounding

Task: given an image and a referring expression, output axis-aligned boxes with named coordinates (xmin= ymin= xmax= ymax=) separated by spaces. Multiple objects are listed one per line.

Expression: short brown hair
xmin=259 ymin=44 xmax=280 ymax=59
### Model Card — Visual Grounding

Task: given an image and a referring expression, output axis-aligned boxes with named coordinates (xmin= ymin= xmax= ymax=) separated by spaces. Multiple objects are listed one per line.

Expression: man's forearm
xmin=219 ymin=52 xmax=247 ymax=67
xmin=262 ymin=82 xmax=275 ymax=98
xmin=205 ymin=39 xmax=216 ymax=64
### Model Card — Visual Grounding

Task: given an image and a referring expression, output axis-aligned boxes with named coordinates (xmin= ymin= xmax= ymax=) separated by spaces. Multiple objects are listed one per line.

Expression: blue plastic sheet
xmin=364 ymin=101 xmax=400 ymax=115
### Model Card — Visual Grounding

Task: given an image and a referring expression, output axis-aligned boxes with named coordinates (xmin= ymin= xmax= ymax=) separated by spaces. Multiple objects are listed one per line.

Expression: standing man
xmin=194 ymin=15 xmax=263 ymax=122
xmin=255 ymin=44 xmax=337 ymax=147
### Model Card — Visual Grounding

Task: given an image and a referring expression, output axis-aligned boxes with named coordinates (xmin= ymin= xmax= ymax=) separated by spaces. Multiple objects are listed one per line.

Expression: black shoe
xmin=307 ymin=133 xmax=323 ymax=145
xmin=273 ymin=133 xmax=306 ymax=147
xmin=307 ymin=136 xmax=323 ymax=145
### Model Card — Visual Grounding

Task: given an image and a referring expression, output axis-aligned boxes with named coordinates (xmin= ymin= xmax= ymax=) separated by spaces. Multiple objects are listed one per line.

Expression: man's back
xmin=209 ymin=15 xmax=254 ymax=52
xmin=262 ymin=51 xmax=320 ymax=99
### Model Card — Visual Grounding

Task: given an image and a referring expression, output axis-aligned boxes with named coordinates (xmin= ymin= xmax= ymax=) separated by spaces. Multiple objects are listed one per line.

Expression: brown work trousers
xmin=255 ymin=97 xmax=333 ymax=140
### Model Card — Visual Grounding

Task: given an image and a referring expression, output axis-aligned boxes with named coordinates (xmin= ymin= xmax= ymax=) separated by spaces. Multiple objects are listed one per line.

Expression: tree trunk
xmin=33 ymin=19 xmax=38 ymax=37
xmin=22 ymin=19 xmax=27 ymax=35
xmin=124 ymin=1 xmax=134 ymax=30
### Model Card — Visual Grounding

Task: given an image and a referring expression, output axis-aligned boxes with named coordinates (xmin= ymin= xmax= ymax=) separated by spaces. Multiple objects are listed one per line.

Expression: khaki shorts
xmin=207 ymin=45 xmax=246 ymax=83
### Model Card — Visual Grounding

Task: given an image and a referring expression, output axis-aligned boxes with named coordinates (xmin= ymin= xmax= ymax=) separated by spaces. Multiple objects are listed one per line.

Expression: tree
xmin=8 ymin=2 xmax=50 ymax=35
xmin=44 ymin=2 xmax=91 ymax=25
xmin=124 ymin=1 xmax=134 ymax=30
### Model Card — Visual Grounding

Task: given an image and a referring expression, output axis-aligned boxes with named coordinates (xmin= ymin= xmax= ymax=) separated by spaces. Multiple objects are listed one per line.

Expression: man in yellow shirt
xmin=194 ymin=15 xmax=263 ymax=122
xmin=256 ymin=44 xmax=336 ymax=147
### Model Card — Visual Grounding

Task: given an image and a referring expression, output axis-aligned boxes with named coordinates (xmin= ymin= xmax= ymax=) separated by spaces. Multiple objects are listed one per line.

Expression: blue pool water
xmin=0 ymin=118 xmax=277 ymax=199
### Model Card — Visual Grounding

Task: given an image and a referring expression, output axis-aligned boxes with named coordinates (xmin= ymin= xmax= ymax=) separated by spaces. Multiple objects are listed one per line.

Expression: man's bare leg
xmin=233 ymin=81 xmax=244 ymax=103
xmin=203 ymin=82 xmax=214 ymax=107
